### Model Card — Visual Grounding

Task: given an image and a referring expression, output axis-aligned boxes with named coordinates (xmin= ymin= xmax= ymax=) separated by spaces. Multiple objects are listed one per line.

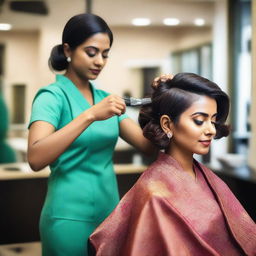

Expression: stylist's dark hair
xmin=139 ymin=73 xmax=230 ymax=149
xmin=49 ymin=13 xmax=113 ymax=71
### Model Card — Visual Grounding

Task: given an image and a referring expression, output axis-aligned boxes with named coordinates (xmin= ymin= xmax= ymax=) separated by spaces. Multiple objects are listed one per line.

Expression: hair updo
xmin=49 ymin=13 xmax=113 ymax=71
xmin=139 ymin=72 xmax=230 ymax=149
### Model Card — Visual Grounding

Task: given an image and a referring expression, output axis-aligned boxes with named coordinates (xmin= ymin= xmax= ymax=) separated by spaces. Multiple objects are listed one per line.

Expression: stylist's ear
xmin=160 ymin=115 xmax=173 ymax=135
xmin=63 ymin=43 xmax=71 ymax=59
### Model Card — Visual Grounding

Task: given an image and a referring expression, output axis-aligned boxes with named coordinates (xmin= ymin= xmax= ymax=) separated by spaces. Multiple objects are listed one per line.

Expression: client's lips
xmin=199 ymin=140 xmax=211 ymax=147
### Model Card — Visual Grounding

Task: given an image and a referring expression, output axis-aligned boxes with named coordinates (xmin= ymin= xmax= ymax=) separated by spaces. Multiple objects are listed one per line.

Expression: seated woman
xmin=89 ymin=73 xmax=256 ymax=256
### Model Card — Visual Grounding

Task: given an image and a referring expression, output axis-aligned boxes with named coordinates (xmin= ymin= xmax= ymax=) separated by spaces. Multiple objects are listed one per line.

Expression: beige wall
xmin=97 ymin=26 xmax=212 ymax=97
xmin=0 ymin=31 xmax=39 ymax=124
xmin=248 ymin=0 xmax=256 ymax=171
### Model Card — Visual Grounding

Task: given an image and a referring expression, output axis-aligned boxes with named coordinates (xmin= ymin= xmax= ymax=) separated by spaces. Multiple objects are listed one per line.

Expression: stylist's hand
xmin=87 ymin=95 xmax=126 ymax=121
xmin=152 ymin=74 xmax=173 ymax=88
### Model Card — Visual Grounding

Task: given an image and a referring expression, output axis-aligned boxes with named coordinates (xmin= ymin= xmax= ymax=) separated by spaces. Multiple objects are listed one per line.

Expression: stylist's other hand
xmin=152 ymin=74 xmax=173 ymax=89
xmin=87 ymin=95 xmax=126 ymax=121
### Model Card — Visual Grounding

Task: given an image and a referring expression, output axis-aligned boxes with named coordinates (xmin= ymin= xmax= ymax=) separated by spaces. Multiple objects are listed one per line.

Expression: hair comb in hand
xmin=123 ymin=97 xmax=152 ymax=106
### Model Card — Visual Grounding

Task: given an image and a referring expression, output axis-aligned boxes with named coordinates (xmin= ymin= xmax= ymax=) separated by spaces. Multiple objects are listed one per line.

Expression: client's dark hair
xmin=49 ymin=13 xmax=113 ymax=71
xmin=139 ymin=73 xmax=230 ymax=149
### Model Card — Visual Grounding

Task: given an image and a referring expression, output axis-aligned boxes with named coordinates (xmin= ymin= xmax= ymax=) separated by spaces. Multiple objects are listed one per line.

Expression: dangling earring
xmin=167 ymin=132 xmax=173 ymax=139
xmin=67 ymin=56 xmax=71 ymax=62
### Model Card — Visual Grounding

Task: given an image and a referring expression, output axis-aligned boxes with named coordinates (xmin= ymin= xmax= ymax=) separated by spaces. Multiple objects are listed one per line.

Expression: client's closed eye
xmin=193 ymin=119 xmax=204 ymax=125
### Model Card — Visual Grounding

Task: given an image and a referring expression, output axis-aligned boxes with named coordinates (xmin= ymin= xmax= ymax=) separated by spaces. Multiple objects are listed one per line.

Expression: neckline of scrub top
xmin=56 ymin=74 xmax=98 ymax=110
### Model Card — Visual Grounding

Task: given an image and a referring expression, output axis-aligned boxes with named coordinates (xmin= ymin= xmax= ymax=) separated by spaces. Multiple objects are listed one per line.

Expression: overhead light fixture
xmin=0 ymin=23 xmax=12 ymax=31
xmin=132 ymin=18 xmax=151 ymax=26
xmin=163 ymin=18 xmax=180 ymax=26
xmin=9 ymin=1 xmax=49 ymax=15
xmin=194 ymin=18 xmax=205 ymax=26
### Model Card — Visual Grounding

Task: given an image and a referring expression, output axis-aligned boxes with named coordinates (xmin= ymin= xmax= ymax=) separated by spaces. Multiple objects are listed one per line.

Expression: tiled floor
xmin=0 ymin=242 xmax=41 ymax=256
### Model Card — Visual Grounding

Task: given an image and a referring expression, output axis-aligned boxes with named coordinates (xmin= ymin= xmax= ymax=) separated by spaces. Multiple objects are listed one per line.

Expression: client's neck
xmin=166 ymin=148 xmax=195 ymax=178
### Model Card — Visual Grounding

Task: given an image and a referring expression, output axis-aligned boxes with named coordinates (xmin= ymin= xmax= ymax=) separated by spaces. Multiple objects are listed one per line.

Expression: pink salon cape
xmin=89 ymin=152 xmax=256 ymax=256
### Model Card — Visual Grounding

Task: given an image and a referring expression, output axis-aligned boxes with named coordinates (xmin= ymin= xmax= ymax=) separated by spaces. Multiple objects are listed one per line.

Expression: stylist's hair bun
xmin=48 ymin=44 xmax=68 ymax=71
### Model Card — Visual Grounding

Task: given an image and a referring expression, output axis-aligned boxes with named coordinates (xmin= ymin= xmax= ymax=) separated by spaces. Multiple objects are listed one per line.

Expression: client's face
xmin=170 ymin=95 xmax=217 ymax=156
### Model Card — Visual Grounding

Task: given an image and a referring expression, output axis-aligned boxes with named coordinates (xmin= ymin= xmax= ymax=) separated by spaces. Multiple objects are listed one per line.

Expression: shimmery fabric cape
xmin=89 ymin=153 xmax=256 ymax=256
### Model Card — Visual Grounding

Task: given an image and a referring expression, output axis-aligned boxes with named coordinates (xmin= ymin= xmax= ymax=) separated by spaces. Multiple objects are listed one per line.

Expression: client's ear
xmin=160 ymin=115 xmax=173 ymax=134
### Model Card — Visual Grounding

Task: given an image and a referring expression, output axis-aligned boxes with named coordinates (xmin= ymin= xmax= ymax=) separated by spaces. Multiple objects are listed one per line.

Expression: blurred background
xmin=0 ymin=0 xmax=256 ymax=255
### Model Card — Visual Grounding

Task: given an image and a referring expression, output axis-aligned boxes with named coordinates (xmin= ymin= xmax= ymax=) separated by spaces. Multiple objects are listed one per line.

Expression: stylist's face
xmin=68 ymin=33 xmax=110 ymax=81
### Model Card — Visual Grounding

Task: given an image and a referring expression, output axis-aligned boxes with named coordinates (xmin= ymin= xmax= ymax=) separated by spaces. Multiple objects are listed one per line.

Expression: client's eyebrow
xmin=191 ymin=112 xmax=217 ymax=118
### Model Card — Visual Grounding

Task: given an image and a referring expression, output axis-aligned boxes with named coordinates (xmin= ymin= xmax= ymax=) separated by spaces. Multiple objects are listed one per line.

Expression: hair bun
xmin=49 ymin=44 xmax=68 ymax=71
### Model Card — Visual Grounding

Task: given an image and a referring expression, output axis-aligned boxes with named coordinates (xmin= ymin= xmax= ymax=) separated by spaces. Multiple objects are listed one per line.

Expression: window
xmin=11 ymin=84 xmax=26 ymax=124
xmin=230 ymin=0 xmax=251 ymax=154
xmin=0 ymin=44 xmax=4 ymax=93
xmin=142 ymin=67 xmax=160 ymax=96
xmin=171 ymin=43 xmax=212 ymax=80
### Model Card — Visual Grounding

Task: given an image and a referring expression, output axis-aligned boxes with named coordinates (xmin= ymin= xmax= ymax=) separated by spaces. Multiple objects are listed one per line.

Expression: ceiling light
xmin=0 ymin=23 xmax=12 ymax=31
xmin=163 ymin=18 xmax=180 ymax=26
xmin=132 ymin=18 xmax=151 ymax=26
xmin=194 ymin=18 xmax=205 ymax=26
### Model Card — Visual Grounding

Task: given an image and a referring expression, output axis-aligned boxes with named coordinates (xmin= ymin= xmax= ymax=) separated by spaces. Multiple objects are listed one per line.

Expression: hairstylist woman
xmin=27 ymin=13 xmax=155 ymax=256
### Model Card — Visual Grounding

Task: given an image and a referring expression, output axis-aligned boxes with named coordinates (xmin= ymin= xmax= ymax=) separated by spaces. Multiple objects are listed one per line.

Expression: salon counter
xmin=0 ymin=162 xmax=146 ymax=180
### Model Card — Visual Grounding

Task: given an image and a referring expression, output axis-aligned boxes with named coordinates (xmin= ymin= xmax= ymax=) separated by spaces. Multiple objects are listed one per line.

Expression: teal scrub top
xmin=29 ymin=75 xmax=128 ymax=222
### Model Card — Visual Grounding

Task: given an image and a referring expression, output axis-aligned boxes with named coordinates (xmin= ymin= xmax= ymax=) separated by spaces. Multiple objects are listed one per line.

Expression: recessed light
xmin=194 ymin=18 xmax=205 ymax=26
xmin=0 ymin=23 xmax=12 ymax=31
xmin=132 ymin=18 xmax=151 ymax=26
xmin=163 ymin=18 xmax=180 ymax=26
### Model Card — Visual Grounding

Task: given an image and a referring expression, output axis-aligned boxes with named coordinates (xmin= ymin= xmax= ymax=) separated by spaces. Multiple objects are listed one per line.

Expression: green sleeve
xmin=118 ymin=112 xmax=129 ymax=123
xmin=29 ymin=89 xmax=62 ymax=129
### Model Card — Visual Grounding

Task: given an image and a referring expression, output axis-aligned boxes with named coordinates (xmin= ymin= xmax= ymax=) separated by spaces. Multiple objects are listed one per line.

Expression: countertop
xmin=1 ymin=161 xmax=256 ymax=184
xmin=0 ymin=162 xmax=147 ymax=180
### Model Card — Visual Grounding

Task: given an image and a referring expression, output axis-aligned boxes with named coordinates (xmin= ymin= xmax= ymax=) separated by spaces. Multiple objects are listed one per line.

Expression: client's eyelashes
xmin=193 ymin=119 xmax=204 ymax=126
